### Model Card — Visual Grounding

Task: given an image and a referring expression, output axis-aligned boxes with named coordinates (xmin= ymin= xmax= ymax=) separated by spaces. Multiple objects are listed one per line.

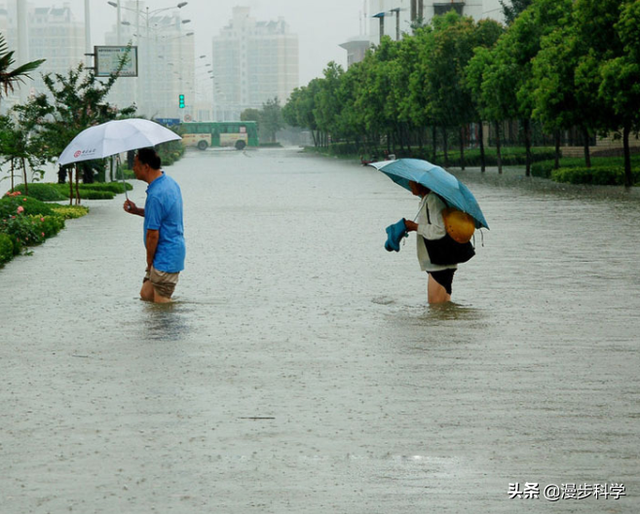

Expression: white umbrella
xmin=58 ymin=118 xmax=181 ymax=166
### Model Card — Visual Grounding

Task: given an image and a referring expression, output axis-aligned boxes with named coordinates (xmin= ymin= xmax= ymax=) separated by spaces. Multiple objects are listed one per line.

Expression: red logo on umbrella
xmin=74 ymin=150 xmax=82 ymax=158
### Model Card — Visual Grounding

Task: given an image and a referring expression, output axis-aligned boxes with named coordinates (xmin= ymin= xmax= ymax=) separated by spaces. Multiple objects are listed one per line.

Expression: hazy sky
xmin=29 ymin=0 xmax=369 ymax=86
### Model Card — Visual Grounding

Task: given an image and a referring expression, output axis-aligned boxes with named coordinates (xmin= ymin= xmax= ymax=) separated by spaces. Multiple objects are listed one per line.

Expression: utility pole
xmin=373 ymin=12 xmax=385 ymax=41
xmin=116 ymin=1 xmax=121 ymax=45
xmin=84 ymin=0 xmax=91 ymax=67
xmin=390 ymin=8 xmax=400 ymax=41
xmin=16 ymin=0 xmax=29 ymax=101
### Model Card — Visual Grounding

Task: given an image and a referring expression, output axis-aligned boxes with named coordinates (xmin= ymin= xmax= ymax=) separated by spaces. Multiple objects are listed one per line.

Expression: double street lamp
xmin=107 ymin=2 xmax=188 ymax=44
xmin=107 ymin=2 xmax=191 ymax=117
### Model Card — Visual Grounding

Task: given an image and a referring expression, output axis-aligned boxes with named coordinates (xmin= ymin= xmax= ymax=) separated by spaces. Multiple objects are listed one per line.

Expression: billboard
xmin=94 ymin=46 xmax=138 ymax=77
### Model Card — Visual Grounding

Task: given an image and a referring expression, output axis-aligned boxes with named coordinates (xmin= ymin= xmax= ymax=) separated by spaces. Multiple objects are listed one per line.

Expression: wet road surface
xmin=1 ymin=147 xmax=639 ymax=513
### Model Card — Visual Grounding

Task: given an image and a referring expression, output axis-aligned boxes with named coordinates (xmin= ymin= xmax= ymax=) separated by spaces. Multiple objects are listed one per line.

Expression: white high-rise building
xmin=0 ymin=2 xmax=84 ymax=110
xmin=212 ymin=7 xmax=299 ymax=121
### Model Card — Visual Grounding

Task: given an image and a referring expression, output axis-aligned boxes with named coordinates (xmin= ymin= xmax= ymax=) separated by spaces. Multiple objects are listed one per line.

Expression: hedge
xmin=53 ymin=182 xmax=132 ymax=200
xmin=551 ymin=166 xmax=640 ymax=186
xmin=533 ymin=154 xmax=640 ymax=180
xmin=50 ymin=205 xmax=90 ymax=219
xmin=10 ymin=183 xmax=67 ymax=201
xmin=0 ymin=233 xmax=14 ymax=264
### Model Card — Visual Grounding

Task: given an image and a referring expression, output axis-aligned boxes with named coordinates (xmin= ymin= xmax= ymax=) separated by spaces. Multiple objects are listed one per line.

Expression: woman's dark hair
xmin=136 ymin=147 xmax=161 ymax=169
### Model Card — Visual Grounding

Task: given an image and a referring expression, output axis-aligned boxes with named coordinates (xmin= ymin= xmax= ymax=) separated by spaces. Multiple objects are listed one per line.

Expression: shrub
xmin=0 ymin=233 xmax=13 ymax=264
xmin=0 ymin=195 xmax=56 ymax=217
xmin=0 ymin=212 xmax=65 ymax=255
xmin=77 ymin=190 xmax=115 ymax=200
xmin=10 ymin=183 xmax=67 ymax=201
xmin=53 ymin=182 xmax=131 ymax=199
xmin=531 ymin=161 xmax=554 ymax=178
xmin=551 ymin=166 xmax=640 ymax=185
xmin=50 ymin=205 xmax=89 ymax=219
xmin=0 ymin=214 xmax=46 ymax=247
xmin=38 ymin=215 xmax=65 ymax=238
xmin=53 ymin=185 xmax=116 ymax=200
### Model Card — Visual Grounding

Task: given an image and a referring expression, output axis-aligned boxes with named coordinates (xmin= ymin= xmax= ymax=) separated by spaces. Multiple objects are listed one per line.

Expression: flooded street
xmin=1 ymin=147 xmax=639 ymax=513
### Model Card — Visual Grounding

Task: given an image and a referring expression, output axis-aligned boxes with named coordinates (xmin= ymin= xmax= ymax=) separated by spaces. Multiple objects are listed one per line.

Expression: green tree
xmin=482 ymin=1 xmax=568 ymax=175
xmin=13 ymin=60 xmax=136 ymax=204
xmin=240 ymin=108 xmax=260 ymax=123
xmin=463 ymin=19 xmax=505 ymax=171
xmin=334 ymin=60 xmax=367 ymax=149
xmin=259 ymin=97 xmax=284 ymax=144
xmin=569 ymin=0 xmax=629 ymax=170
xmin=425 ymin=12 xmax=488 ymax=168
xmin=499 ymin=0 xmax=534 ymax=25
xmin=407 ymin=25 xmax=439 ymax=160
xmin=353 ymin=37 xmax=402 ymax=154
xmin=0 ymin=33 xmax=45 ymax=110
xmin=282 ymin=81 xmax=321 ymax=146
xmin=314 ymin=62 xmax=345 ymax=147
xmin=599 ymin=0 xmax=640 ymax=187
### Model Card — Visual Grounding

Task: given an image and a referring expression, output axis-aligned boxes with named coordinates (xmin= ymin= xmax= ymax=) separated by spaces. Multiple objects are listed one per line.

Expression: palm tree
xmin=0 ymin=33 xmax=45 ymax=109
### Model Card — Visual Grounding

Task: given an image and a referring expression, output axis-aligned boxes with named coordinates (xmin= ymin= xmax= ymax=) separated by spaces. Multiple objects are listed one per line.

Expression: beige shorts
xmin=144 ymin=266 xmax=180 ymax=298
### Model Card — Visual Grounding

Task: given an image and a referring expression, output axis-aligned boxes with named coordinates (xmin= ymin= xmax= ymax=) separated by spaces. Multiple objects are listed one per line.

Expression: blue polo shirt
xmin=143 ymin=172 xmax=185 ymax=273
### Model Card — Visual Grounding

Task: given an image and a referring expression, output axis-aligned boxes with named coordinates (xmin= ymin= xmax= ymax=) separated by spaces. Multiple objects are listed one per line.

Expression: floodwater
xmin=1 ymin=147 xmax=639 ymax=513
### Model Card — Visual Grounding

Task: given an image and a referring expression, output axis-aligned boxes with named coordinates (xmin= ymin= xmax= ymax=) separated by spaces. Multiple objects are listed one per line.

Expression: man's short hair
xmin=136 ymin=147 xmax=161 ymax=170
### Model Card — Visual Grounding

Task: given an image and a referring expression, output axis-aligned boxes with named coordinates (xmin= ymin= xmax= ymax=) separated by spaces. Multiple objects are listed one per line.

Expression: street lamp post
xmin=108 ymin=2 xmax=190 ymax=117
xmin=390 ymin=8 xmax=400 ymax=41
xmin=373 ymin=12 xmax=385 ymax=41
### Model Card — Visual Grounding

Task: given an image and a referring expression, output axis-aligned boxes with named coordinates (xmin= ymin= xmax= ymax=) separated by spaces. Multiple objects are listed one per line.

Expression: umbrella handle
xmin=116 ymin=154 xmax=129 ymax=201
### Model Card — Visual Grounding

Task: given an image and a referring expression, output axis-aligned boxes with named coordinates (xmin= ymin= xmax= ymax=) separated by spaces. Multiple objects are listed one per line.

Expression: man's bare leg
xmin=153 ymin=291 xmax=172 ymax=303
xmin=140 ymin=280 xmax=155 ymax=302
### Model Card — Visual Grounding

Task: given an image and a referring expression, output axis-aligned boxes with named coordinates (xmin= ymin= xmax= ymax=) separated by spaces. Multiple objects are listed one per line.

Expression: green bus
xmin=181 ymin=121 xmax=259 ymax=150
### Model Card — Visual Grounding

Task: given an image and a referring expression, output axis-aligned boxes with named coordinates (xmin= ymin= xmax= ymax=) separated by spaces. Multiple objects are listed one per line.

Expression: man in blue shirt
xmin=123 ymin=148 xmax=185 ymax=303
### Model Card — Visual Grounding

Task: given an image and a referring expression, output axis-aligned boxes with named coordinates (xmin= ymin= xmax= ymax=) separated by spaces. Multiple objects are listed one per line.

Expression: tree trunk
xmin=10 ymin=158 xmax=15 ymax=191
xmin=554 ymin=130 xmax=561 ymax=170
xmin=479 ymin=121 xmax=486 ymax=173
xmin=443 ymin=127 xmax=449 ymax=167
xmin=21 ymin=158 xmax=28 ymax=196
xmin=432 ymin=126 xmax=437 ymax=163
xmin=623 ymin=124 xmax=632 ymax=188
xmin=75 ymin=164 xmax=81 ymax=205
xmin=523 ymin=118 xmax=532 ymax=177
xmin=582 ymin=126 xmax=591 ymax=168
xmin=459 ymin=126 xmax=465 ymax=170
xmin=68 ymin=169 xmax=73 ymax=206
xmin=495 ymin=121 xmax=503 ymax=174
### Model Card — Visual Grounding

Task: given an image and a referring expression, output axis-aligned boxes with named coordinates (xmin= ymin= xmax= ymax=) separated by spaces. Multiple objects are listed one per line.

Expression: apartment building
xmin=0 ymin=2 xmax=84 ymax=109
xmin=212 ymin=7 xmax=299 ymax=121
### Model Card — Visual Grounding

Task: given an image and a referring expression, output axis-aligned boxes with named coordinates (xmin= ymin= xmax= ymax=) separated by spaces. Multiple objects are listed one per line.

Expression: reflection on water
xmin=418 ymin=302 xmax=487 ymax=322
xmin=140 ymin=302 xmax=192 ymax=342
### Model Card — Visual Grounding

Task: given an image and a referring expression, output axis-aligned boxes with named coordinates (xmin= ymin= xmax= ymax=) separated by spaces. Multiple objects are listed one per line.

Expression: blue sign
xmin=155 ymin=118 xmax=181 ymax=127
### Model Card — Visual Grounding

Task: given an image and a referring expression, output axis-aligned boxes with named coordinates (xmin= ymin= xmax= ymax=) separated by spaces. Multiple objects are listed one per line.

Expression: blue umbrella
xmin=370 ymin=158 xmax=489 ymax=229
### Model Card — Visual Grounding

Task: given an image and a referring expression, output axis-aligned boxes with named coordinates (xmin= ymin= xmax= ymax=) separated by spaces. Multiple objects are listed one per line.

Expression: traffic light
xmin=178 ymin=94 xmax=185 ymax=109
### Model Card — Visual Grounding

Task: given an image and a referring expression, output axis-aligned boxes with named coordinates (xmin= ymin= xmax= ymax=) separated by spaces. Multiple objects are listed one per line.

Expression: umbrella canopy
xmin=58 ymin=118 xmax=181 ymax=166
xmin=370 ymin=158 xmax=489 ymax=229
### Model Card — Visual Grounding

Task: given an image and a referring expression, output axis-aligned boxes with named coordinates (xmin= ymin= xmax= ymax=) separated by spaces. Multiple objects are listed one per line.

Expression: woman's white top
xmin=415 ymin=193 xmax=458 ymax=272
